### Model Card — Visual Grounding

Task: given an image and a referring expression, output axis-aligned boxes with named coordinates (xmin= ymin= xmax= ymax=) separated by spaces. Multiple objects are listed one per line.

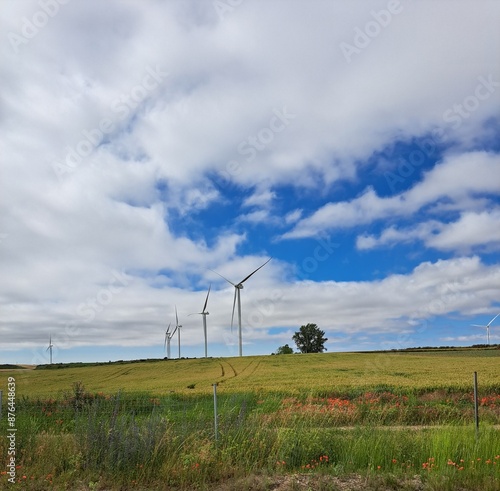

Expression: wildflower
xmin=392 ymin=459 xmax=397 ymax=464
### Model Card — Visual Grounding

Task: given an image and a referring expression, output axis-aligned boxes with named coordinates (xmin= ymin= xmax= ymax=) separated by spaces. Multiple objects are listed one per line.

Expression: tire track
xmin=224 ymin=360 xmax=238 ymax=378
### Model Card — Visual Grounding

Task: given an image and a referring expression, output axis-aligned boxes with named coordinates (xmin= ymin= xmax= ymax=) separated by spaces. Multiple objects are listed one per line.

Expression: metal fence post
xmin=473 ymin=371 xmax=479 ymax=438
xmin=213 ymin=383 xmax=218 ymax=442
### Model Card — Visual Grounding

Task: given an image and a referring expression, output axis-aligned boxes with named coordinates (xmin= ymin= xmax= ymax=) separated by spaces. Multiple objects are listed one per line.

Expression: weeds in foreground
xmin=1 ymin=384 xmax=499 ymax=490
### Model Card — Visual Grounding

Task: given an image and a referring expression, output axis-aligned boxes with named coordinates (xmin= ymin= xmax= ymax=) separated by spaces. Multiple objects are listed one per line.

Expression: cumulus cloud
xmin=357 ymin=209 xmax=500 ymax=253
xmin=1 ymin=1 xmax=499 ymax=359
xmin=282 ymin=151 xmax=500 ymax=240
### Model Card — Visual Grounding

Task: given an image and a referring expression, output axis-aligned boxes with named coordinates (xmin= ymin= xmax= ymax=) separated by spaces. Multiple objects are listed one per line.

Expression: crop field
xmin=1 ymin=350 xmax=499 ymax=490
xmin=5 ymin=349 xmax=500 ymax=397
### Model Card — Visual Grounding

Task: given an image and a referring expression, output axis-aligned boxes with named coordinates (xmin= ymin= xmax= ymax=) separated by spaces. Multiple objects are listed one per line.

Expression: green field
xmin=5 ymin=349 xmax=500 ymax=398
xmin=1 ymin=350 xmax=499 ymax=490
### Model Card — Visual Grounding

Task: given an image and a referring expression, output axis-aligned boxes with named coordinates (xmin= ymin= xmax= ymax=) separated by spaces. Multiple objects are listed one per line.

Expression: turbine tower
xmin=164 ymin=323 xmax=177 ymax=359
xmin=471 ymin=313 xmax=500 ymax=345
xmin=46 ymin=334 xmax=54 ymax=364
xmin=211 ymin=258 xmax=271 ymax=357
xmin=175 ymin=306 xmax=182 ymax=359
xmin=189 ymin=285 xmax=211 ymax=358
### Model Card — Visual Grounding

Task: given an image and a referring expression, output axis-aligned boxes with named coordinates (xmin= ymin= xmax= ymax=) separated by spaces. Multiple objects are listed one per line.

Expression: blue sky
xmin=1 ymin=0 xmax=500 ymax=365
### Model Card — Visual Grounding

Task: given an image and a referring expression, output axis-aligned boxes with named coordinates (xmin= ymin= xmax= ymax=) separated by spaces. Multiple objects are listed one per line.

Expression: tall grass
xmin=1 ymin=382 xmax=499 ymax=490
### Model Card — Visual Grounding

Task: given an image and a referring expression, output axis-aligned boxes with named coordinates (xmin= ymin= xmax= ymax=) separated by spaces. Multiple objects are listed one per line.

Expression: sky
xmin=1 ymin=0 xmax=500 ymax=365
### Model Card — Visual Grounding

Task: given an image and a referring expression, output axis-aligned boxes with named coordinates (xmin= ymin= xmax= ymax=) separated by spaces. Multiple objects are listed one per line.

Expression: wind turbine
xmin=471 ymin=313 xmax=500 ymax=345
xmin=46 ymin=334 xmax=53 ymax=364
xmin=211 ymin=258 xmax=271 ymax=357
xmin=164 ymin=323 xmax=177 ymax=359
xmin=189 ymin=285 xmax=211 ymax=358
xmin=175 ymin=306 xmax=182 ymax=359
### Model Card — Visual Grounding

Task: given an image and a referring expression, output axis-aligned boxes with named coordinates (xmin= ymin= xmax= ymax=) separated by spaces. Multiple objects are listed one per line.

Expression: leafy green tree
xmin=275 ymin=344 xmax=294 ymax=355
xmin=292 ymin=323 xmax=328 ymax=353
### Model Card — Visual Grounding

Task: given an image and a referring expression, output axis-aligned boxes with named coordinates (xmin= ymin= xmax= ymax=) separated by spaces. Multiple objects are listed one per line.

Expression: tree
xmin=275 ymin=344 xmax=294 ymax=355
xmin=292 ymin=323 xmax=328 ymax=353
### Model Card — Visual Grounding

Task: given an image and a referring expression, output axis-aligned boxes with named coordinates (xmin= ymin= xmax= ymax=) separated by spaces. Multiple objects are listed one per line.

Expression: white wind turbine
xmin=189 ymin=285 xmax=211 ymax=358
xmin=164 ymin=323 xmax=177 ymax=359
xmin=175 ymin=306 xmax=182 ymax=359
xmin=46 ymin=334 xmax=54 ymax=364
xmin=211 ymin=258 xmax=271 ymax=357
xmin=471 ymin=313 xmax=500 ymax=345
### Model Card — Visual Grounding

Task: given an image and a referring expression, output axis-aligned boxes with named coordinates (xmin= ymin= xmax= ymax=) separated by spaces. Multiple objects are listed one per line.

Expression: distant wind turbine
xmin=164 ymin=323 xmax=177 ymax=359
xmin=211 ymin=258 xmax=271 ymax=357
xmin=47 ymin=334 xmax=54 ymax=364
xmin=189 ymin=285 xmax=211 ymax=358
xmin=175 ymin=306 xmax=182 ymax=359
xmin=471 ymin=313 xmax=500 ymax=345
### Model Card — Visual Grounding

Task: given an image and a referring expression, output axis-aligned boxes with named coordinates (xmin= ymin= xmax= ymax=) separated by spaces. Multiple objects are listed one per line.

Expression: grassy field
xmin=4 ymin=349 xmax=500 ymax=398
xmin=1 ymin=349 xmax=499 ymax=490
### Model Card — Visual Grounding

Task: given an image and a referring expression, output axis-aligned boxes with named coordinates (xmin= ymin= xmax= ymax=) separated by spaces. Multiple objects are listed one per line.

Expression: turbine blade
xmin=175 ymin=306 xmax=179 ymax=327
xmin=202 ymin=284 xmax=211 ymax=313
xmin=239 ymin=257 xmax=272 ymax=284
xmin=210 ymin=269 xmax=236 ymax=287
xmin=171 ymin=325 xmax=178 ymax=337
xmin=471 ymin=324 xmax=487 ymax=328
xmin=230 ymin=287 xmax=237 ymax=333
xmin=487 ymin=312 xmax=500 ymax=326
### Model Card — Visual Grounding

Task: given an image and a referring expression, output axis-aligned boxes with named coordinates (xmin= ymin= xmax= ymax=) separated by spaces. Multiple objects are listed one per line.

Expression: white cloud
xmin=242 ymin=189 xmax=276 ymax=208
xmin=357 ymin=209 xmax=500 ymax=253
xmin=1 ymin=1 xmax=499 ymax=358
xmin=285 ymin=209 xmax=303 ymax=225
xmin=282 ymin=151 xmax=500 ymax=239
xmin=427 ymin=209 xmax=500 ymax=252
